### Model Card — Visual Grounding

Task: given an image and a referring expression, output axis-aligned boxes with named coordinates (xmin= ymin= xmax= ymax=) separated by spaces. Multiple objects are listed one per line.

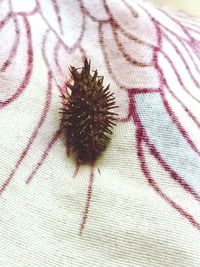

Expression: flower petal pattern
xmin=0 ymin=15 xmax=33 ymax=107
xmin=1 ymin=0 xmax=200 ymax=240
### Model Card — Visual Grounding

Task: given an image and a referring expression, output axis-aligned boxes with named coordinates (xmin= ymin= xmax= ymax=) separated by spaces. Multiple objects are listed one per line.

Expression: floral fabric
xmin=1 ymin=0 xmax=200 ymax=266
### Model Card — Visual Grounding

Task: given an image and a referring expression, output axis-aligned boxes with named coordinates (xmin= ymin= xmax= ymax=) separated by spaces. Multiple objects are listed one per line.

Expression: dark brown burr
xmin=61 ymin=59 xmax=118 ymax=164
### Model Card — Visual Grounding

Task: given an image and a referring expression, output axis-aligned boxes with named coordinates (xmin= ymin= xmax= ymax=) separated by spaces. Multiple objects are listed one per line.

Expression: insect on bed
xmin=60 ymin=58 xmax=118 ymax=165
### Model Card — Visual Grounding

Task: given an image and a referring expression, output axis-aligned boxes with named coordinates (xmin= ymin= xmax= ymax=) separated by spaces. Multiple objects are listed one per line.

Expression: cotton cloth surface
xmin=1 ymin=0 xmax=200 ymax=266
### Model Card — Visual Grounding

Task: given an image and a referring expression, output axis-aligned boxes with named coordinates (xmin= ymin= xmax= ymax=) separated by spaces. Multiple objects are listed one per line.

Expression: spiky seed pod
xmin=61 ymin=59 xmax=118 ymax=164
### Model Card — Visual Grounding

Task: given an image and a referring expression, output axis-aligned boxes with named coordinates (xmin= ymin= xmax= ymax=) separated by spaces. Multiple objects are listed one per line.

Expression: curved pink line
xmin=42 ymin=29 xmax=67 ymax=95
xmin=0 ymin=13 xmax=11 ymax=28
xmin=191 ymin=41 xmax=200 ymax=64
xmin=9 ymin=0 xmax=39 ymax=16
xmin=80 ymin=0 xmax=110 ymax=23
xmin=150 ymin=11 xmax=184 ymax=94
xmin=14 ymin=6 xmax=39 ymax=16
xmin=0 ymin=71 xmax=52 ymax=195
xmin=118 ymin=115 xmax=131 ymax=123
xmin=164 ymin=33 xmax=200 ymax=88
xmin=150 ymin=7 xmax=192 ymax=42
xmin=99 ymin=22 xmax=122 ymax=88
xmin=0 ymin=15 xmax=33 ymax=108
xmin=151 ymin=18 xmax=200 ymax=156
xmin=0 ymin=14 xmax=20 ymax=72
xmin=179 ymin=20 xmax=200 ymax=29
xmin=185 ymin=25 xmax=200 ymax=35
xmin=26 ymin=129 xmax=61 ymax=184
xmin=112 ymin=26 xmax=150 ymax=67
xmin=161 ymin=25 xmax=200 ymax=65
xmin=180 ymin=40 xmax=200 ymax=75
xmin=122 ymin=0 xmax=138 ymax=18
xmin=138 ymin=0 xmax=200 ymax=66
xmin=119 ymin=88 xmax=162 ymax=123
xmin=159 ymin=49 xmax=200 ymax=104
xmin=160 ymin=90 xmax=200 ymax=156
xmin=53 ymin=41 xmax=87 ymax=86
xmin=41 ymin=29 xmax=51 ymax=67
xmin=129 ymin=88 xmax=161 ymax=94
xmin=116 ymin=20 xmax=155 ymax=48
xmin=156 ymin=45 xmax=200 ymax=155
xmin=103 ymin=0 xmax=155 ymax=48
xmin=37 ymin=0 xmax=85 ymax=54
xmin=99 ymin=23 xmax=156 ymax=91
xmin=129 ymin=92 xmax=200 ymax=230
xmin=129 ymin=91 xmax=200 ymax=199
xmin=158 ymin=8 xmax=200 ymax=38
xmin=79 ymin=165 xmax=95 ymax=235
xmin=166 ymin=86 xmax=200 ymax=130
xmin=51 ymin=0 xmax=63 ymax=34
xmin=155 ymin=11 xmax=200 ymax=68
xmin=54 ymin=40 xmax=64 ymax=76
xmin=139 ymin=133 xmax=200 ymax=231
xmin=145 ymin=135 xmax=200 ymax=203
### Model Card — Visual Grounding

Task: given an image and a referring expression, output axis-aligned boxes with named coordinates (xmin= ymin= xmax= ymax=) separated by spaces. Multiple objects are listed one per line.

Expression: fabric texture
xmin=1 ymin=0 xmax=200 ymax=266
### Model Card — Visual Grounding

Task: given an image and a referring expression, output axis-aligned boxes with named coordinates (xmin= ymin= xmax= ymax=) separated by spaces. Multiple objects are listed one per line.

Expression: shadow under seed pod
xmin=60 ymin=58 xmax=118 ymax=165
